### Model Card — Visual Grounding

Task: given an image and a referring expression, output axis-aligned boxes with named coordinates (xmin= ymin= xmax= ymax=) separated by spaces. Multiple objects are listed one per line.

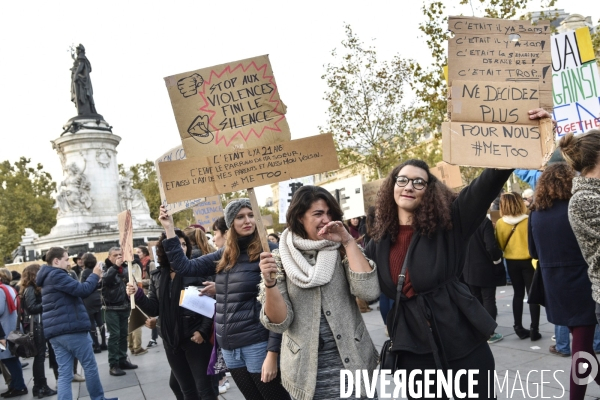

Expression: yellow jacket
xmin=495 ymin=215 xmax=530 ymax=260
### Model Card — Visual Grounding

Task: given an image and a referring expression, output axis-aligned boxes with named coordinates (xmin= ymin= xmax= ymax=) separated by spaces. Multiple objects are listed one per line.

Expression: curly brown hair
xmin=156 ymin=230 xmax=192 ymax=268
xmin=372 ymin=159 xmax=455 ymax=240
xmin=530 ymin=163 xmax=574 ymax=211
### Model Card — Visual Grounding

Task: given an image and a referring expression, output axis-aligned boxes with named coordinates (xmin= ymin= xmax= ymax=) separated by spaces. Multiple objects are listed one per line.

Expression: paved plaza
xmin=9 ymin=284 xmax=600 ymax=399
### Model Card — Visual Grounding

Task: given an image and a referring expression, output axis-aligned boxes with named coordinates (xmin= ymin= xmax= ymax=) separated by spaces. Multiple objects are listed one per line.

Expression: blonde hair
xmin=500 ymin=192 xmax=527 ymax=217
xmin=559 ymin=130 xmax=600 ymax=175
xmin=183 ymin=227 xmax=217 ymax=255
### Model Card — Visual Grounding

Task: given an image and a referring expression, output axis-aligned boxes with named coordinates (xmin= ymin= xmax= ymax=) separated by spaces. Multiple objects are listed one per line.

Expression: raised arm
xmin=163 ymin=237 xmax=221 ymax=277
xmin=57 ymin=271 xmax=100 ymax=298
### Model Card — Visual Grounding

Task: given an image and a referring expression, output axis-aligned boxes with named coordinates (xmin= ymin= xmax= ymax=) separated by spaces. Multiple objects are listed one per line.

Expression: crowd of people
xmin=0 ymin=116 xmax=599 ymax=399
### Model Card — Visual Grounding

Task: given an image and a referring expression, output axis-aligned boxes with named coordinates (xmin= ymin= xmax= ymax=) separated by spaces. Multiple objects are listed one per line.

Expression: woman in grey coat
xmin=259 ymin=186 xmax=380 ymax=400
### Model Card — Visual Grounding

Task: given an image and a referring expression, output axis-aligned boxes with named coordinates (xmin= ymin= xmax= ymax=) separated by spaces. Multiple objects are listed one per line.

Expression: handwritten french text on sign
xmin=551 ymin=28 xmax=600 ymax=137
xmin=278 ymin=177 xmax=314 ymax=223
xmin=362 ymin=179 xmax=384 ymax=214
xmin=450 ymin=80 xmax=544 ymax=125
xmin=155 ymin=145 xmax=205 ymax=214
xmin=442 ymin=119 xmax=555 ymax=169
xmin=164 ymin=55 xmax=291 ymax=160
xmin=430 ymin=161 xmax=463 ymax=189
xmin=321 ymin=175 xmax=365 ymax=220
xmin=448 ymin=17 xmax=552 ymax=98
xmin=192 ymin=196 xmax=224 ymax=230
xmin=159 ymin=134 xmax=339 ymax=204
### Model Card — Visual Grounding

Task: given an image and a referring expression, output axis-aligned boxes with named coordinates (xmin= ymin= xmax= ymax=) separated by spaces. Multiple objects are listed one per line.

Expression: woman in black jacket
xmin=528 ymin=163 xmax=600 ymax=399
xmin=127 ymin=230 xmax=218 ymax=400
xmin=80 ymin=254 xmax=106 ymax=353
xmin=157 ymin=199 xmax=290 ymax=400
xmin=366 ymin=158 xmax=512 ymax=399
xmin=20 ymin=264 xmax=57 ymax=398
xmin=463 ymin=217 xmax=505 ymax=344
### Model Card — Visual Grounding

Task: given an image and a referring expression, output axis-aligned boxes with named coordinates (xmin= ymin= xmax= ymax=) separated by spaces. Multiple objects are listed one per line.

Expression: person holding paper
xmin=158 ymin=199 xmax=290 ymax=400
xmin=364 ymin=155 xmax=516 ymax=399
xmin=126 ymin=229 xmax=218 ymax=400
xmin=258 ymin=186 xmax=380 ymax=400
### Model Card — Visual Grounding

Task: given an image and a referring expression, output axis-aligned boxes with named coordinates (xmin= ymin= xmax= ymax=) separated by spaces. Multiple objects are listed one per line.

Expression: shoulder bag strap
xmin=389 ymin=255 xmax=409 ymax=346
xmin=504 ymin=219 xmax=524 ymax=247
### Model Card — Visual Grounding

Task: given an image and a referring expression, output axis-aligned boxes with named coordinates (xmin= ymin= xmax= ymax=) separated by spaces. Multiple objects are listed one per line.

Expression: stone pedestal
xmin=22 ymin=117 xmax=162 ymax=258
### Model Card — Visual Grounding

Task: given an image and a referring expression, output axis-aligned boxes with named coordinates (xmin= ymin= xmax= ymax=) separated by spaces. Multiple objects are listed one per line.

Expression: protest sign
xmin=192 ymin=196 xmax=224 ymax=230
xmin=278 ymin=176 xmax=315 ymax=223
xmin=322 ymin=175 xmax=365 ymax=220
xmin=118 ymin=210 xmax=135 ymax=309
xmin=551 ymin=27 xmax=600 ymax=137
xmin=430 ymin=161 xmax=464 ymax=189
xmin=159 ymin=134 xmax=339 ymax=204
xmin=164 ymin=55 xmax=291 ymax=160
xmin=263 ymin=215 xmax=273 ymax=227
xmin=155 ymin=145 xmax=205 ymax=214
xmin=362 ymin=179 xmax=384 ymax=214
xmin=445 ymin=16 xmax=555 ymax=168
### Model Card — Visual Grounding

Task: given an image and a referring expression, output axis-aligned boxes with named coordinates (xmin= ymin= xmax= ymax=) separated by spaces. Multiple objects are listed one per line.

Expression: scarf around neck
xmin=278 ymin=228 xmax=341 ymax=289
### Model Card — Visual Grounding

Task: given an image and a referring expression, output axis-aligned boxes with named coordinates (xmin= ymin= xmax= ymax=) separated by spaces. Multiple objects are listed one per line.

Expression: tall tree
xmin=0 ymin=158 xmax=57 ymax=264
xmin=320 ymin=25 xmax=416 ymax=179
xmin=408 ymin=0 xmax=558 ymax=134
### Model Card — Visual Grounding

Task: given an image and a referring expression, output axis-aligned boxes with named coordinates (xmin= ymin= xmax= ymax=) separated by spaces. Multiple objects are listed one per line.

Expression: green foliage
xmin=407 ymin=139 xmax=444 ymax=167
xmin=409 ymin=0 xmax=559 ymax=134
xmin=259 ymin=206 xmax=286 ymax=234
xmin=320 ymin=25 xmax=416 ymax=179
xmin=0 ymin=158 xmax=57 ymax=265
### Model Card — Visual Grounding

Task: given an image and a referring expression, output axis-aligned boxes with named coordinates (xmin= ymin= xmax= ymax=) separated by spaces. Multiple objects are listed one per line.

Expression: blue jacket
xmin=36 ymin=265 xmax=99 ymax=340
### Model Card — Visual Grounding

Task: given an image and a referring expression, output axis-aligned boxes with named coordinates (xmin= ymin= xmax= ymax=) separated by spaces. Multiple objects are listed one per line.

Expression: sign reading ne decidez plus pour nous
xmin=443 ymin=17 xmax=555 ymax=169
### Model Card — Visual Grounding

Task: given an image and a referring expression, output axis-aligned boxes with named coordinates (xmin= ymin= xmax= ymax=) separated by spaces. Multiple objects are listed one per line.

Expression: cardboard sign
xmin=321 ymin=175 xmax=365 ymax=220
xmin=449 ymin=80 xmax=547 ymax=125
xmin=118 ymin=210 xmax=134 ymax=262
xmin=164 ymin=55 xmax=291 ymax=160
xmin=445 ymin=16 xmax=555 ymax=168
xmin=155 ymin=145 xmax=205 ymax=214
xmin=442 ymin=119 xmax=555 ymax=169
xmin=192 ymin=196 xmax=224 ymax=230
xmin=362 ymin=179 xmax=384 ymax=214
xmin=263 ymin=215 xmax=273 ymax=227
xmin=431 ymin=161 xmax=464 ymax=189
xmin=146 ymin=241 xmax=158 ymax=263
xmin=159 ymin=134 xmax=339 ymax=204
xmin=278 ymin=176 xmax=315 ymax=223
xmin=489 ymin=210 xmax=501 ymax=225
xmin=551 ymin=28 xmax=600 ymax=137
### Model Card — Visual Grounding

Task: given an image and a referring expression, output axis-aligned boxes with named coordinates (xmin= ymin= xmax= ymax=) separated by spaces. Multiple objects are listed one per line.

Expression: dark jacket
xmin=80 ymin=268 xmax=102 ymax=313
xmin=135 ymin=268 xmax=213 ymax=345
xmin=529 ymin=200 xmax=596 ymax=326
xmin=164 ymin=236 xmax=282 ymax=352
xmin=462 ymin=218 xmax=505 ymax=288
xmin=22 ymin=285 xmax=46 ymax=350
xmin=101 ymin=259 xmax=129 ymax=310
xmin=365 ymin=168 xmax=512 ymax=362
xmin=36 ymin=265 xmax=99 ymax=340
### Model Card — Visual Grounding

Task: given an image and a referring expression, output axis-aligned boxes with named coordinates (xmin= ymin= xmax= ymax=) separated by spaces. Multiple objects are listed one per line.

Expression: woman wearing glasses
xmin=364 ymin=153 xmax=522 ymax=398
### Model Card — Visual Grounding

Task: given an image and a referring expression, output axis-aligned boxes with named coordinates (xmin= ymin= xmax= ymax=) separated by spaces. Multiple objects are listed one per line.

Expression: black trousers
xmin=506 ymin=259 xmax=540 ymax=329
xmin=88 ymin=309 xmax=105 ymax=347
xmin=468 ymin=285 xmax=497 ymax=320
xmin=32 ymin=322 xmax=48 ymax=387
xmin=165 ymin=340 xmax=218 ymax=400
xmin=396 ymin=341 xmax=496 ymax=399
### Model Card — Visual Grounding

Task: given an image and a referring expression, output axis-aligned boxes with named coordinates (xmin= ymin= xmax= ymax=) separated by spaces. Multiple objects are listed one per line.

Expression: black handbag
xmin=527 ymin=263 xmax=545 ymax=307
xmin=7 ymin=303 xmax=38 ymax=359
xmin=379 ymin=257 xmax=408 ymax=371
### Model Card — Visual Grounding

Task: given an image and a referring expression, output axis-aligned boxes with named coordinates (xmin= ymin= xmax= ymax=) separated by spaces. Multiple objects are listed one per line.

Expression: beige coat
xmin=259 ymin=249 xmax=380 ymax=400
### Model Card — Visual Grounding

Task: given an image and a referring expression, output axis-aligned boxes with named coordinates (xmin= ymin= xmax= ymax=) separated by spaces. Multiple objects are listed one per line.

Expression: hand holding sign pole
xmin=118 ymin=210 xmax=135 ymax=310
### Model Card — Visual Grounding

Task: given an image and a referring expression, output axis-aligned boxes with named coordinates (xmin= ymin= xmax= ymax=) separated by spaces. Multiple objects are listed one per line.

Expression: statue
xmin=55 ymin=162 xmax=93 ymax=215
xmin=119 ymin=172 xmax=150 ymax=213
xmin=70 ymin=44 xmax=101 ymax=118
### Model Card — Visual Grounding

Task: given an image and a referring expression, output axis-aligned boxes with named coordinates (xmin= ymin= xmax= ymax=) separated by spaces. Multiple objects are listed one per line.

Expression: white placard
xmin=321 ymin=175 xmax=365 ymax=220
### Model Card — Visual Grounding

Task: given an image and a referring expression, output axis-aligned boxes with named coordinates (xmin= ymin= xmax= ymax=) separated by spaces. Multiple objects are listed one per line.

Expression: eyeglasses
xmin=395 ymin=176 xmax=428 ymax=190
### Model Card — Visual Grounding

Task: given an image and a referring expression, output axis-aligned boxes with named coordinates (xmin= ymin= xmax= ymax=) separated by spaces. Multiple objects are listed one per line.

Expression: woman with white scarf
xmin=259 ymin=186 xmax=380 ymax=400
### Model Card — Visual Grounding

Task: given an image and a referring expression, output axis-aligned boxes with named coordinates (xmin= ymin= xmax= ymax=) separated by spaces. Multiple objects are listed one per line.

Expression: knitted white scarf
xmin=278 ymin=228 xmax=341 ymax=289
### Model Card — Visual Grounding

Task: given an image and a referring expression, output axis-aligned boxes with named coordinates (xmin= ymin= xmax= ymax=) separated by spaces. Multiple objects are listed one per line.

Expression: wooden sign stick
xmin=247 ymin=188 xmax=276 ymax=280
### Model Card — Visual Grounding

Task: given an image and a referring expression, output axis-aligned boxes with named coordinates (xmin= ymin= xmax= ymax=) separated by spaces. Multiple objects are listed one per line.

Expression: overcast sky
xmin=0 ymin=0 xmax=595 ymax=205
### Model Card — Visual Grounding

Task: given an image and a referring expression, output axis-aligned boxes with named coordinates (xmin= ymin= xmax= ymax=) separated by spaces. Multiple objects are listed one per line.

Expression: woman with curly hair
xmin=529 ymin=163 xmax=600 ymax=399
xmin=365 ymin=157 xmax=514 ymax=399
xmin=20 ymin=264 xmax=57 ymax=398
xmin=496 ymin=192 xmax=540 ymax=341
